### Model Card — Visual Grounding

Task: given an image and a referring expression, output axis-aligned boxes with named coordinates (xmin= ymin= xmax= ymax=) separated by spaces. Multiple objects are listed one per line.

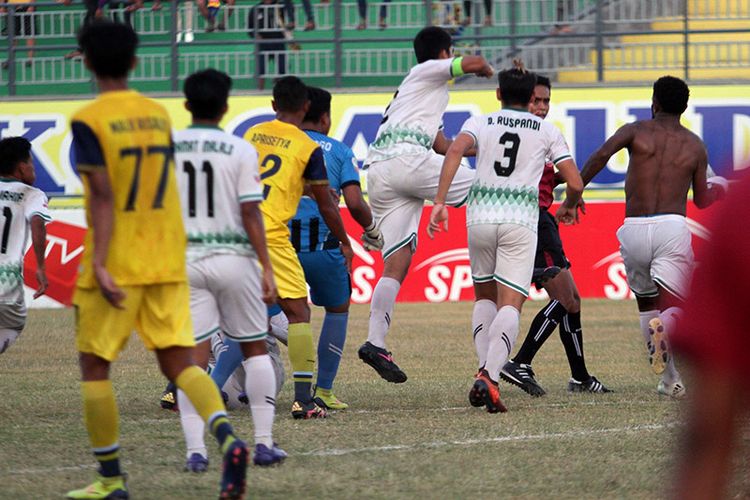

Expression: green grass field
xmin=0 ymin=300 xmax=747 ymax=499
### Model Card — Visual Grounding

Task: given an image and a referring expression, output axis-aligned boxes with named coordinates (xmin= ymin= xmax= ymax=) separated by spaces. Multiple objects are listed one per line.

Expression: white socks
xmin=243 ymin=354 xmax=276 ymax=448
xmin=638 ymin=310 xmax=659 ymax=348
xmin=0 ymin=328 xmax=19 ymax=355
xmin=483 ymin=305 xmax=521 ymax=382
xmin=659 ymin=307 xmax=684 ymax=385
xmin=177 ymin=389 xmax=207 ymax=459
xmin=472 ymin=299 xmax=497 ymax=369
xmin=367 ymin=277 xmax=401 ymax=349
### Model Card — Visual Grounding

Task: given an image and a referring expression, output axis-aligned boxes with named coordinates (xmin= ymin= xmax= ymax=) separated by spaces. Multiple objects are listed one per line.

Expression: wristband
xmin=451 ymin=57 xmax=464 ymax=78
xmin=365 ymin=221 xmax=376 ymax=232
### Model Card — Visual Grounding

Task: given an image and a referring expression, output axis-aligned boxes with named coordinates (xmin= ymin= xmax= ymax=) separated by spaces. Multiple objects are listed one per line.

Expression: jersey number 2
xmin=493 ymin=132 xmax=520 ymax=177
xmin=260 ymin=154 xmax=282 ymax=200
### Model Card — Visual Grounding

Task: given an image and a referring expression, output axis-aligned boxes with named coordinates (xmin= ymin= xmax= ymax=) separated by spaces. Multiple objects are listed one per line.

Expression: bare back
xmin=623 ymin=118 xmax=707 ymax=217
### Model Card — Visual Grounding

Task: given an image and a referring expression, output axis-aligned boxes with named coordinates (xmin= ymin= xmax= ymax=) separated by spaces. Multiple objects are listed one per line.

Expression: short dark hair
xmin=653 ymin=76 xmax=689 ymax=115
xmin=78 ymin=20 xmax=138 ymax=79
xmin=498 ymin=61 xmax=537 ymax=106
xmin=0 ymin=137 xmax=32 ymax=176
xmin=303 ymin=86 xmax=332 ymax=123
xmin=534 ymin=74 xmax=552 ymax=90
xmin=273 ymin=76 xmax=309 ymax=113
xmin=413 ymin=26 xmax=452 ymax=64
xmin=184 ymin=69 xmax=233 ymax=120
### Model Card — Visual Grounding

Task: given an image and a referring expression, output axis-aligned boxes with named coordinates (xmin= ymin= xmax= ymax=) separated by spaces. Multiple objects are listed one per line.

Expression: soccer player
xmin=173 ymin=69 xmax=284 ymax=471
xmin=0 ymin=137 xmax=49 ymax=355
xmin=670 ymin=171 xmax=747 ymax=500
xmin=579 ymin=75 xmax=727 ymax=399
xmin=359 ymin=26 xmax=494 ymax=383
xmin=288 ymin=85 xmax=383 ymax=410
xmin=500 ymin=75 xmax=610 ymax=396
xmin=66 ymin=21 xmax=249 ymax=499
xmin=244 ymin=75 xmax=354 ymax=419
xmin=428 ymin=61 xmax=583 ymax=413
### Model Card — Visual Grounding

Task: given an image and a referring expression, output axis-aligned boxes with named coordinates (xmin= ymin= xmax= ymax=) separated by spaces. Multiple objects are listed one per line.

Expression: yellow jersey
xmin=244 ymin=119 xmax=328 ymax=246
xmin=71 ymin=89 xmax=187 ymax=288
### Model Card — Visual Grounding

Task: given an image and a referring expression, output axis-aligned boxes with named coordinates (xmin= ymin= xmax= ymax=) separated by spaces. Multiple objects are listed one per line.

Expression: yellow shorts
xmin=268 ymin=241 xmax=307 ymax=299
xmin=74 ymin=282 xmax=194 ymax=362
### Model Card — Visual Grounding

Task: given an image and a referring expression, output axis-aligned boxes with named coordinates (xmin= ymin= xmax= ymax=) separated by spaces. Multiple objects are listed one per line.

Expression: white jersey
xmin=173 ymin=126 xmax=263 ymax=262
xmin=461 ymin=109 xmax=572 ymax=230
xmin=0 ymin=180 xmax=51 ymax=303
xmin=366 ymin=57 xmax=462 ymax=163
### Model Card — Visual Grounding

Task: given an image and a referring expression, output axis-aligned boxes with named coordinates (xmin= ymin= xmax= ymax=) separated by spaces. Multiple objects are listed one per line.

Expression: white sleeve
xmin=546 ymin=125 xmax=573 ymax=166
xmin=459 ymin=115 xmax=483 ymax=148
xmin=24 ymin=189 xmax=51 ymax=223
xmin=237 ymin=143 xmax=263 ymax=203
xmin=410 ymin=59 xmax=454 ymax=84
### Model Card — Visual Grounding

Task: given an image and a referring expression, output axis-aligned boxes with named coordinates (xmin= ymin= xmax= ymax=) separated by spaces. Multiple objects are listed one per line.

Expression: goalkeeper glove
xmin=361 ymin=221 xmax=384 ymax=251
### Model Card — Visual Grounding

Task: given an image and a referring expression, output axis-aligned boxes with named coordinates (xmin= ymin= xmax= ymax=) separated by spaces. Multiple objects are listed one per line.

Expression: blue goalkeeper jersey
xmin=289 ymin=130 xmax=361 ymax=253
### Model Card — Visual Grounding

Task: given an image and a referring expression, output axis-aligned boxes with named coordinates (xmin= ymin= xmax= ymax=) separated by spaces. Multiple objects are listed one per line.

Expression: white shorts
xmin=468 ymin=223 xmax=536 ymax=297
xmin=0 ymin=294 xmax=26 ymax=332
xmin=366 ymin=151 xmax=474 ymax=259
xmin=187 ymin=254 xmax=268 ymax=343
xmin=616 ymin=214 xmax=693 ymax=300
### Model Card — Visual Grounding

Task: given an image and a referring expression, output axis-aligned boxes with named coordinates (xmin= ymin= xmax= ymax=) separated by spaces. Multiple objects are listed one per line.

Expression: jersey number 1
xmin=493 ymin=132 xmax=520 ymax=177
xmin=183 ymin=161 xmax=215 ymax=218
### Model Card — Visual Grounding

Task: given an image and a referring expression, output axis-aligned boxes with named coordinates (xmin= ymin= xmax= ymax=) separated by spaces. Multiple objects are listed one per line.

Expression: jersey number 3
xmin=493 ymin=132 xmax=520 ymax=177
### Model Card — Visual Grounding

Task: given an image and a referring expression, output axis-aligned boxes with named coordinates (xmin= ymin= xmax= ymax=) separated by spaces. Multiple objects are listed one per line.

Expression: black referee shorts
xmin=533 ymin=208 xmax=571 ymax=287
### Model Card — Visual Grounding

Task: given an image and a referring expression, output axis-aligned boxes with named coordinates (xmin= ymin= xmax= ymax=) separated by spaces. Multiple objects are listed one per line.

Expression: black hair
xmin=653 ymin=76 xmax=689 ymax=115
xmin=184 ymin=69 xmax=233 ymax=120
xmin=303 ymin=86 xmax=332 ymax=123
xmin=0 ymin=137 xmax=32 ymax=176
xmin=78 ymin=20 xmax=138 ymax=79
xmin=413 ymin=26 xmax=452 ymax=63
xmin=497 ymin=59 xmax=537 ymax=106
xmin=272 ymin=76 xmax=309 ymax=113
xmin=535 ymin=74 xmax=552 ymax=90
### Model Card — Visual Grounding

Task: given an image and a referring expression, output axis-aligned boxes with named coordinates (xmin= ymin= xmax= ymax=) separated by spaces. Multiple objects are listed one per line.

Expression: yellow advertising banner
xmin=2 ymin=85 xmax=749 ymax=202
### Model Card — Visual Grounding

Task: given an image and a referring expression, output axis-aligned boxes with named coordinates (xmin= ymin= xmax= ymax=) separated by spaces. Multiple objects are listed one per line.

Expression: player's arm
xmin=692 ymin=144 xmax=725 ymax=208
xmin=87 ymin=169 xmax=126 ymax=308
xmin=458 ymin=55 xmax=494 ymax=78
xmin=305 ymin=147 xmax=354 ymax=269
xmin=339 ymin=149 xmax=383 ymax=251
xmin=30 ymin=215 xmax=47 ymax=298
xmin=240 ymin=201 xmax=277 ymax=305
xmin=428 ymin=131 xmax=475 ymax=238
xmin=71 ymin=120 xmax=125 ymax=307
xmin=554 ymin=158 xmax=584 ymax=225
xmin=580 ymin=123 xmax=636 ymax=186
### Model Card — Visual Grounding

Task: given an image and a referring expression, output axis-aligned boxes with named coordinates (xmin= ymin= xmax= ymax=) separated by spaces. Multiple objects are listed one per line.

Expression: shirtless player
xmin=579 ymin=76 xmax=727 ymax=398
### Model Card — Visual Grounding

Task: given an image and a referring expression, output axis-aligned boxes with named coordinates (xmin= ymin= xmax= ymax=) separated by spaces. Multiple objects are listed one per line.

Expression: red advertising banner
xmin=23 ymin=201 xmax=720 ymax=307
xmin=344 ymin=201 xmax=721 ymax=304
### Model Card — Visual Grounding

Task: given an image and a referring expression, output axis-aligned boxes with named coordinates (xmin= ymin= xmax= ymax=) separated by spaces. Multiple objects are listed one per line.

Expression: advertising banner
xmin=23 ymin=201 xmax=720 ymax=308
xmin=1 ymin=86 xmax=749 ymax=197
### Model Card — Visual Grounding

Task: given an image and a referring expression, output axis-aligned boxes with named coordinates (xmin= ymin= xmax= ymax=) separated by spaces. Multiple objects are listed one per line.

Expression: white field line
xmin=298 ymin=423 xmax=676 ymax=457
xmin=3 ymin=423 xmax=675 ymax=475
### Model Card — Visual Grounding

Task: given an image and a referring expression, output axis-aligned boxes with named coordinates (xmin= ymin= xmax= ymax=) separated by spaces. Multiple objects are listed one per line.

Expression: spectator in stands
xmin=553 ymin=0 xmax=574 ymax=33
xmin=61 ymin=0 xmax=101 ymax=59
xmin=248 ymin=0 xmax=286 ymax=90
xmin=283 ymin=0 xmax=314 ymax=31
xmin=462 ymin=0 xmax=491 ymax=27
xmin=197 ymin=0 xmax=235 ymax=31
xmin=355 ymin=0 xmax=390 ymax=30
xmin=1 ymin=0 xmax=36 ymax=68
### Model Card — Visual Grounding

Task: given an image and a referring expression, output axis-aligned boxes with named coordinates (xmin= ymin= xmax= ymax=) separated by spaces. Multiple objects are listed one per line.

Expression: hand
xmin=56 ymin=0 xmax=72 ymax=6
xmin=329 ymin=188 xmax=340 ymax=205
xmin=477 ymin=64 xmax=494 ymax=78
xmin=340 ymin=242 xmax=354 ymax=273
xmin=575 ymin=198 xmax=586 ymax=223
xmin=33 ymin=268 xmax=48 ymax=299
xmin=94 ymin=7 xmax=103 ymax=17
xmin=427 ymin=203 xmax=449 ymax=239
xmin=361 ymin=222 xmax=384 ymax=251
xmin=555 ymin=203 xmax=578 ymax=226
xmin=707 ymin=176 xmax=729 ymax=200
xmin=261 ymin=268 xmax=278 ymax=305
xmin=94 ymin=264 xmax=126 ymax=309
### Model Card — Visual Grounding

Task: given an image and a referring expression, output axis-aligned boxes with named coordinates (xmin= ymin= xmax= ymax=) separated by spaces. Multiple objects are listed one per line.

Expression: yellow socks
xmin=81 ymin=380 xmax=121 ymax=477
xmin=288 ymin=322 xmax=315 ymax=402
xmin=175 ymin=365 xmax=235 ymax=451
